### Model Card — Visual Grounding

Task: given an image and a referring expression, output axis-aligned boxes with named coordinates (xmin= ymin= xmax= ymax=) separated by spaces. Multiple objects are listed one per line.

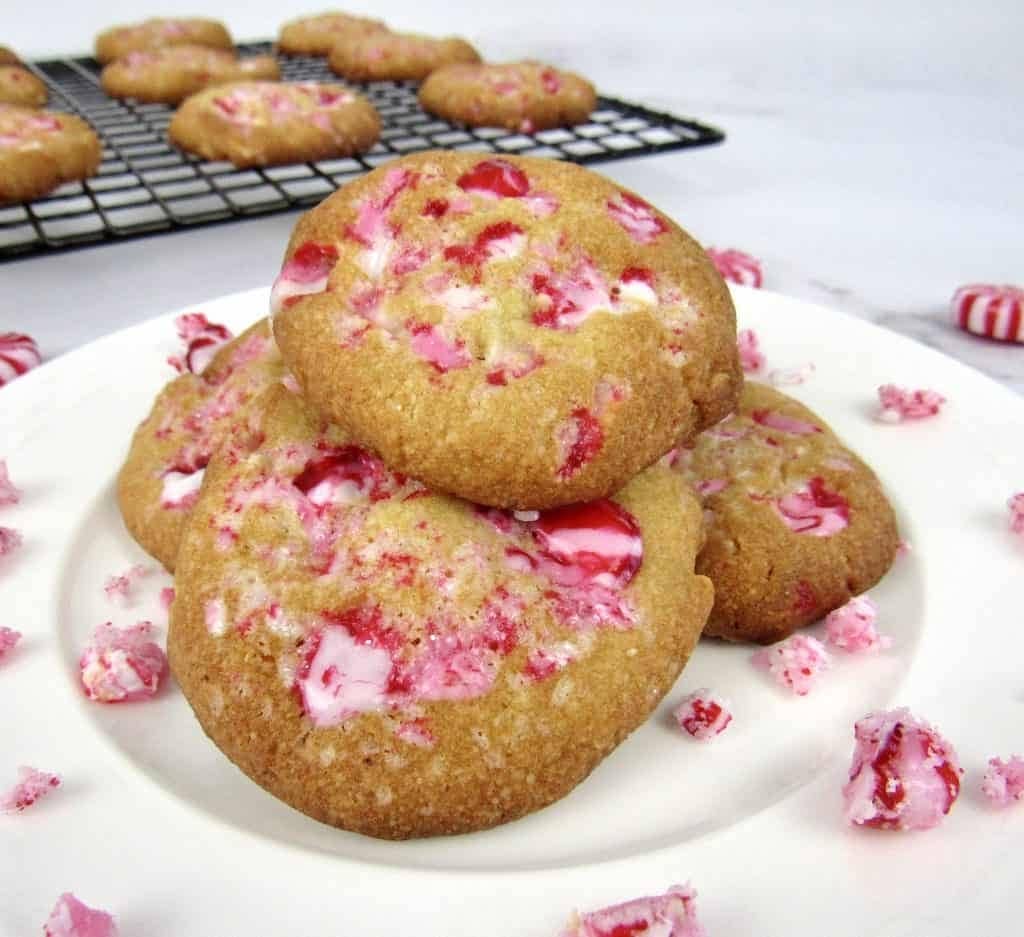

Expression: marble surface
xmin=2 ymin=0 xmax=1022 ymax=394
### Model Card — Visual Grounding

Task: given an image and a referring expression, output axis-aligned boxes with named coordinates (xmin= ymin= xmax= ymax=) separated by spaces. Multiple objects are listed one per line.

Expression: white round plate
xmin=2 ymin=286 xmax=1022 ymax=936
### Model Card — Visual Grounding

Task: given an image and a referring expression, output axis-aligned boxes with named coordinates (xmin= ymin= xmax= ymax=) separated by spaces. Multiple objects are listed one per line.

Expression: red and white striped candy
xmin=707 ymin=247 xmax=763 ymax=288
xmin=951 ymin=284 xmax=1024 ymax=343
xmin=0 ymin=333 xmax=41 ymax=388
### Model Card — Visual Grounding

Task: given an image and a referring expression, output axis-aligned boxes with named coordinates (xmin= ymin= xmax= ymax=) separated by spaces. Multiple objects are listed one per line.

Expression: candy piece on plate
xmin=0 ymin=458 xmax=20 ymax=506
xmin=0 ymin=625 xmax=20 ymax=661
xmin=825 ymin=595 xmax=891 ymax=652
xmin=842 ymin=707 xmax=962 ymax=830
xmin=0 ymin=765 xmax=61 ymax=813
xmin=736 ymin=328 xmax=764 ymax=374
xmin=981 ymin=755 xmax=1024 ymax=807
xmin=706 ymin=247 xmax=762 ymax=288
xmin=167 ymin=312 xmax=232 ymax=375
xmin=103 ymin=563 xmax=150 ymax=604
xmin=951 ymin=283 xmax=1024 ymax=343
xmin=0 ymin=525 xmax=22 ymax=559
xmin=1008 ymin=492 xmax=1024 ymax=536
xmin=0 ymin=332 xmax=41 ymax=388
xmin=876 ymin=384 xmax=946 ymax=423
xmin=559 ymin=884 xmax=706 ymax=937
xmin=753 ymin=634 xmax=831 ymax=695
xmin=79 ymin=621 xmax=167 ymax=702
xmin=674 ymin=689 xmax=732 ymax=741
xmin=43 ymin=893 xmax=118 ymax=937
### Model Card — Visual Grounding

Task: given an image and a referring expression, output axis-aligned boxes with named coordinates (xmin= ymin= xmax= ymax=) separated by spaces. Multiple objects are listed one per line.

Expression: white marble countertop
xmin=2 ymin=0 xmax=1022 ymax=393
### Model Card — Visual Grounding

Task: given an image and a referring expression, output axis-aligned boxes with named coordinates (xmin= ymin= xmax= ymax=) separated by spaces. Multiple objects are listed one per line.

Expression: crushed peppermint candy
xmin=843 ymin=707 xmax=962 ymax=830
xmin=103 ymin=564 xmax=150 ymax=604
xmin=0 ymin=459 xmax=21 ymax=506
xmin=825 ymin=596 xmax=892 ymax=652
xmin=167 ymin=312 xmax=233 ymax=375
xmin=736 ymin=328 xmax=765 ymax=373
xmin=706 ymin=247 xmax=763 ymax=288
xmin=876 ymin=385 xmax=946 ymax=423
xmin=43 ymin=893 xmax=119 ymax=937
xmin=560 ymin=884 xmax=706 ymax=937
xmin=0 ymin=625 xmax=21 ymax=662
xmin=981 ymin=755 xmax=1024 ymax=806
xmin=674 ymin=689 xmax=733 ymax=741
xmin=79 ymin=621 xmax=167 ymax=703
xmin=768 ymin=362 xmax=815 ymax=386
xmin=0 ymin=765 xmax=61 ymax=813
xmin=0 ymin=332 xmax=42 ymax=388
xmin=0 ymin=525 xmax=22 ymax=560
xmin=160 ymin=586 xmax=176 ymax=610
xmin=753 ymin=634 xmax=831 ymax=696
xmin=1008 ymin=493 xmax=1024 ymax=535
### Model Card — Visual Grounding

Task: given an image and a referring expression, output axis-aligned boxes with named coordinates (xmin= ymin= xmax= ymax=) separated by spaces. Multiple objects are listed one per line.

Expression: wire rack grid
xmin=0 ymin=42 xmax=724 ymax=259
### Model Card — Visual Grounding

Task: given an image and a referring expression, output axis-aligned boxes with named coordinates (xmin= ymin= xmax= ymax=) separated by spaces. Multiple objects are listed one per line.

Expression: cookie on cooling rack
xmin=674 ymin=381 xmax=899 ymax=645
xmin=168 ymin=81 xmax=380 ymax=168
xmin=419 ymin=61 xmax=596 ymax=133
xmin=0 ymin=105 xmax=102 ymax=205
xmin=327 ymin=32 xmax=480 ymax=82
xmin=277 ymin=11 xmax=389 ymax=56
xmin=117 ymin=319 xmax=285 ymax=572
xmin=0 ymin=65 xmax=47 ymax=108
xmin=0 ymin=46 xmax=20 ymax=66
xmin=271 ymin=151 xmax=741 ymax=509
xmin=168 ymin=382 xmax=713 ymax=839
xmin=101 ymin=45 xmax=280 ymax=105
xmin=95 ymin=18 xmax=234 ymax=65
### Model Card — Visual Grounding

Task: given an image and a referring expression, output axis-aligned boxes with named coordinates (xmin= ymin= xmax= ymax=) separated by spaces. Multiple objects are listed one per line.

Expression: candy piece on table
xmin=981 ymin=755 xmax=1024 ymax=806
xmin=706 ymin=247 xmax=762 ymax=288
xmin=752 ymin=634 xmax=831 ymax=696
xmin=736 ymin=328 xmax=765 ymax=373
xmin=825 ymin=595 xmax=892 ymax=652
xmin=0 ymin=765 xmax=61 ymax=813
xmin=0 ymin=332 xmax=41 ymax=388
xmin=842 ymin=707 xmax=962 ymax=830
xmin=674 ymin=689 xmax=732 ymax=741
xmin=0 ymin=459 xmax=20 ymax=506
xmin=876 ymin=384 xmax=946 ymax=423
xmin=167 ymin=312 xmax=232 ymax=375
xmin=1008 ymin=493 xmax=1024 ymax=536
xmin=559 ymin=884 xmax=706 ymax=937
xmin=951 ymin=283 xmax=1024 ymax=343
xmin=43 ymin=893 xmax=118 ymax=937
xmin=0 ymin=625 xmax=20 ymax=661
xmin=0 ymin=525 xmax=22 ymax=559
xmin=79 ymin=621 xmax=167 ymax=702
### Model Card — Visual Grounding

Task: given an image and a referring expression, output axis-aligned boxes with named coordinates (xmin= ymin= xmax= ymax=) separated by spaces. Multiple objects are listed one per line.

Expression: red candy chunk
xmin=951 ymin=283 xmax=1024 ymax=343
xmin=443 ymin=220 xmax=525 ymax=268
xmin=270 ymin=241 xmax=340 ymax=314
xmin=706 ymin=247 xmax=763 ymax=288
xmin=0 ymin=525 xmax=22 ymax=559
xmin=293 ymin=446 xmax=390 ymax=506
xmin=751 ymin=409 xmax=820 ymax=436
xmin=736 ymin=328 xmax=765 ymax=374
xmin=103 ymin=563 xmax=149 ymax=605
xmin=555 ymin=408 xmax=605 ymax=480
xmin=606 ymin=191 xmax=668 ymax=245
xmin=167 ymin=312 xmax=233 ymax=375
xmin=981 ymin=755 xmax=1024 ymax=806
xmin=753 ymin=634 xmax=831 ymax=696
xmin=0 ymin=332 xmax=42 ymax=388
xmin=457 ymin=159 xmax=530 ymax=198
xmin=79 ymin=621 xmax=167 ymax=703
xmin=407 ymin=322 xmax=473 ymax=373
xmin=0 ymin=765 xmax=61 ymax=813
xmin=674 ymin=689 xmax=733 ymax=741
xmin=843 ymin=707 xmax=962 ymax=830
xmin=43 ymin=893 xmax=118 ymax=937
xmin=531 ymin=498 xmax=642 ymax=588
xmin=0 ymin=625 xmax=21 ymax=662
xmin=1009 ymin=492 xmax=1024 ymax=535
xmin=772 ymin=477 xmax=850 ymax=537
xmin=0 ymin=459 xmax=21 ymax=507
xmin=876 ymin=384 xmax=946 ymax=423
xmin=560 ymin=884 xmax=706 ymax=937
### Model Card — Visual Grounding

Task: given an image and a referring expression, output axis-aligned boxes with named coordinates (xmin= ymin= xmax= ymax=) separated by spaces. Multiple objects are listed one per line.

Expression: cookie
xmin=0 ymin=65 xmax=46 ymax=108
xmin=117 ymin=319 xmax=284 ymax=571
xmin=168 ymin=382 xmax=713 ymax=839
xmin=675 ymin=381 xmax=899 ymax=645
xmin=277 ymin=11 xmax=389 ymax=56
xmin=0 ymin=106 xmax=102 ymax=205
xmin=328 ymin=32 xmax=480 ymax=82
xmin=419 ymin=61 xmax=596 ymax=133
xmin=101 ymin=45 xmax=280 ymax=105
xmin=94 ymin=18 xmax=233 ymax=65
xmin=168 ymin=80 xmax=380 ymax=168
xmin=0 ymin=47 xmax=21 ymax=66
xmin=272 ymin=151 xmax=741 ymax=509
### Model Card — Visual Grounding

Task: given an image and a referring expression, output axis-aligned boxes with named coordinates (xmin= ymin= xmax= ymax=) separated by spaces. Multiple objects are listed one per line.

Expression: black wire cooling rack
xmin=1 ymin=42 xmax=724 ymax=259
